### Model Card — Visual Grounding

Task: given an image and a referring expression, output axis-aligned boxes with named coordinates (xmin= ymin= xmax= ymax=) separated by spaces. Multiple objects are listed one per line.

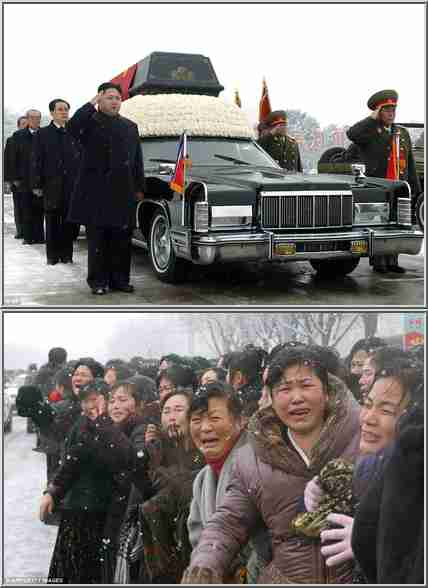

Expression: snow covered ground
xmin=3 ymin=416 xmax=57 ymax=584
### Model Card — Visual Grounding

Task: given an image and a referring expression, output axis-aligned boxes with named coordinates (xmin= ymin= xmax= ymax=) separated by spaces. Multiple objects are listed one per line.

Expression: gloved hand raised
xmin=304 ymin=476 xmax=324 ymax=512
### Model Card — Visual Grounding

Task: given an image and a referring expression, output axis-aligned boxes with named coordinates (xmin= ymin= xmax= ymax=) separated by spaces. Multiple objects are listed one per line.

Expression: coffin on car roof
xmin=128 ymin=51 xmax=224 ymax=97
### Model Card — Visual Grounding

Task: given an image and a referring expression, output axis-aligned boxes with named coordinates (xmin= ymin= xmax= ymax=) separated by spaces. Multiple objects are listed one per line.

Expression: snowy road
xmin=3 ymin=416 xmax=57 ymax=584
xmin=3 ymin=194 xmax=425 ymax=306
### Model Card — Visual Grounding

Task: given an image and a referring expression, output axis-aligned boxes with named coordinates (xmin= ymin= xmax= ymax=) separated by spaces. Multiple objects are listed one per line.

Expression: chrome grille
xmin=397 ymin=198 xmax=412 ymax=226
xmin=261 ymin=191 xmax=353 ymax=229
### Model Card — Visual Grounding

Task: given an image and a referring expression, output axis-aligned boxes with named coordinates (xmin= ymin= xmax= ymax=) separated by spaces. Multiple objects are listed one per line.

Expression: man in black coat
xmin=67 ymin=82 xmax=145 ymax=295
xmin=347 ymin=89 xmax=421 ymax=274
xmin=4 ymin=115 xmax=28 ymax=238
xmin=31 ymin=99 xmax=81 ymax=264
xmin=7 ymin=109 xmax=45 ymax=244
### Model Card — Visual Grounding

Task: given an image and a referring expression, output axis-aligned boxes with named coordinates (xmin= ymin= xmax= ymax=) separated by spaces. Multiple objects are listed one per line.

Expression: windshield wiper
xmin=214 ymin=154 xmax=249 ymax=165
xmin=149 ymin=158 xmax=176 ymax=163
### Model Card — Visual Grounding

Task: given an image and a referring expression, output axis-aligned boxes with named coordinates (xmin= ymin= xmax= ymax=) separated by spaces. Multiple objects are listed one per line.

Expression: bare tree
xmin=181 ymin=312 xmax=379 ymax=358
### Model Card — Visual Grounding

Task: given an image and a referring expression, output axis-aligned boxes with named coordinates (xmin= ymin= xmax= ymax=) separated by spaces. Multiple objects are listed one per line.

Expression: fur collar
xmin=247 ymin=374 xmax=360 ymax=477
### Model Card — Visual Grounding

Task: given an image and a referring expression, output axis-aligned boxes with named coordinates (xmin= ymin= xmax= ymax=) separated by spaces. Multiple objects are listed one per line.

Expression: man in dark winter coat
xmin=31 ymin=99 xmax=81 ymax=265
xmin=34 ymin=347 xmax=68 ymax=400
xmin=4 ymin=115 xmax=28 ymax=238
xmin=7 ymin=109 xmax=45 ymax=244
xmin=347 ymin=89 xmax=421 ymax=274
xmin=67 ymin=82 xmax=145 ymax=295
xmin=32 ymin=347 xmax=68 ymax=458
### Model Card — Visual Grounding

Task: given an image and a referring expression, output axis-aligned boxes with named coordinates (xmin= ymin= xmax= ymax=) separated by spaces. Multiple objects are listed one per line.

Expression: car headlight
xmin=354 ymin=202 xmax=390 ymax=225
xmin=210 ymin=205 xmax=253 ymax=228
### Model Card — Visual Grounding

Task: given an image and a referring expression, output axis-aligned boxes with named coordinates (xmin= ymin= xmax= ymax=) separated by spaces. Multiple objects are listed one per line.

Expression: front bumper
xmin=190 ymin=228 xmax=424 ymax=265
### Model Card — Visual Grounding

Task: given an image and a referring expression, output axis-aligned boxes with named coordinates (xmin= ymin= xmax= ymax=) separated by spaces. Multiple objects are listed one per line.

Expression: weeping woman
xmin=39 ymin=379 xmax=152 ymax=583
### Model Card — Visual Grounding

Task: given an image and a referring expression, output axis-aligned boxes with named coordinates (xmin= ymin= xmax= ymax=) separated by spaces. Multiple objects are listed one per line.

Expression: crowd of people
xmin=15 ymin=337 xmax=424 ymax=584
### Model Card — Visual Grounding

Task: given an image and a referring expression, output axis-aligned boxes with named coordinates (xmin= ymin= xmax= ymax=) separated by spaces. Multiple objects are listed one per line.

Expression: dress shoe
xmin=33 ymin=240 xmax=45 ymax=244
xmin=61 ymin=258 xmax=73 ymax=263
xmin=372 ymin=266 xmax=388 ymax=274
xmin=23 ymin=240 xmax=34 ymax=245
xmin=47 ymin=259 xmax=59 ymax=265
xmin=91 ymin=287 xmax=107 ymax=295
xmin=387 ymin=264 xmax=406 ymax=274
xmin=14 ymin=234 xmax=23 ymax=239
xmin=110 ymin=284 xmax=135 ymax=293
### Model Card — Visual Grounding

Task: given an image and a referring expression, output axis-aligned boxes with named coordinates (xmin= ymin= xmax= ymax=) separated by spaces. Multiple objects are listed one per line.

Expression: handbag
xmin=113 ymin=505 xmax=145 ymax=583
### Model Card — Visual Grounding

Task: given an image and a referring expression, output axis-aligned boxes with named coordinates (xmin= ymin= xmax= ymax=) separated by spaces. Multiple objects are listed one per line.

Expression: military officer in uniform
xmin=257 ymin=110 xmax=303 ymax=172
xmin=347 ymin=89 xmax=420 ymax=273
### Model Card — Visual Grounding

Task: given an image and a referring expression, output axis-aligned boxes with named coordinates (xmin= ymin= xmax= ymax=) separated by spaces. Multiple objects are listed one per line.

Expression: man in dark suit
xmin=8 ymin=109 xmax=45 ymax=244
xmin=67 ymin=82 xmax=145 ymax=295
xmin=31 ymin=99 xmax=81 ymax=264
xmin=347 ymin=90 xmax=420 ymax=273
xmin=4 ymin=115 xmax=28 ymax=238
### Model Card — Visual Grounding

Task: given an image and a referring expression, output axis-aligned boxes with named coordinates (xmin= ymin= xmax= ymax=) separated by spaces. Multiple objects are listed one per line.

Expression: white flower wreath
xmin=120 ymin=94 xmax=255 ymax=139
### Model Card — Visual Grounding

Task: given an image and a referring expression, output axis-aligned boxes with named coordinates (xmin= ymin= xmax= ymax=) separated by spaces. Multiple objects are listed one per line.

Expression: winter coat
xmin=352 ymin=410 xmax=424 ymax=584
xmin=66 ymin=103 xmax=145 ymax=228
xmin=185 ymin=375 xmax=361 ymax=584
xmin=16 ymin=385 xmax=82 ymax=456
xmin=131 ymin=431 xmax=205 ymax=583
xmin=33 ymin=360 xmax=66 ymax=399
xmin=346 ymin=117 xmax=420 ymax=195
xmin=257 ymin=134 xmax=303 ymax=172
xmin=30 ymin=122 xmax=81 ymax=212
xmin=4 ymin=134 xmax=17 ymax=182
xmin=188 ymin=430 xmax=249 ymax=549
xmin=46 ymin=414 xmax=154 ymax=583
xmin=7 ymin=127 xmax=39 ymax=191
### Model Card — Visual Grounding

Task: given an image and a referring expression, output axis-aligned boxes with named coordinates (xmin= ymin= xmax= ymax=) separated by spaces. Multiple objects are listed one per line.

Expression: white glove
xmin=33 ymin=189 xmax=43 ymax=197
xmin=4 ymin=182 xmax=11 ymax=193
xmin=320 ymin=513 xmax=354 ymax=567
xmin=304 ymin=476 xmax=323 ymax=512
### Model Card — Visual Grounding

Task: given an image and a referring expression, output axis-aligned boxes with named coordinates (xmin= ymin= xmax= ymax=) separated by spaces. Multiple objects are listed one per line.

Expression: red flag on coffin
xmin=170 ymin=133 xmax=191 ymax=194
xmin=110 ymin=63 xmax=138 ymax=101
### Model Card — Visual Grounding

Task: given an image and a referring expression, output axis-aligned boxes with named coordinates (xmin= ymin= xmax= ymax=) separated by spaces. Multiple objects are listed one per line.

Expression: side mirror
xmin=351 ymin=163 xmax=366 ymax=180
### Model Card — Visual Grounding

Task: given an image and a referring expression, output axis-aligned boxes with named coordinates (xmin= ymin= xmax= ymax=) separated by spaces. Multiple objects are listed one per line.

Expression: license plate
xmin=350 ymin=240 xmax=368 ymax=254
xmin=275 ymin=243 xmax=296 ymax=256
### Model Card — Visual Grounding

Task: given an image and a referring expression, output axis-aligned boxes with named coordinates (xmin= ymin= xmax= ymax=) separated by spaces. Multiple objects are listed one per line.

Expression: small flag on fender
xmin=170 ymin=132 xmax=191 ymax=194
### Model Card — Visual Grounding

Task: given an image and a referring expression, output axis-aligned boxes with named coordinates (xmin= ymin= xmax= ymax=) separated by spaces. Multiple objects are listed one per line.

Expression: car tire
xmin=415 ymin=192 xmax=424 ymax=231
xmin=318 ymin=147 xmax=346 ymax=164
xmin=310 ymin=257 xmax=360 ymax=277
xmin=149 ymin=210 xmax=188 ymax=283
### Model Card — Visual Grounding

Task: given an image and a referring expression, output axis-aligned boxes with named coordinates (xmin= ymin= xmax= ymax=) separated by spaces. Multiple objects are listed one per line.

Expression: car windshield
xmin=141 ymin=137 xmax=279 ymax=169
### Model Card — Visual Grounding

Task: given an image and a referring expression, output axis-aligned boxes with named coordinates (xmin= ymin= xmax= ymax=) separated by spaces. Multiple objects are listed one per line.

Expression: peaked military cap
xmin=367 ymin=89 xmax=398 ymax=110
xmin=266 ymin=110 xmax=288 ymax=127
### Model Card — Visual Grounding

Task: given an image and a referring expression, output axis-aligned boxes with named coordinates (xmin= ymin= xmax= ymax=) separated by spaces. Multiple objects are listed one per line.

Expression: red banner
xmin=110 ymin=63 xmax=138 ymax=101
xmin=259 ymin=78 xmax=272 ymax=123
